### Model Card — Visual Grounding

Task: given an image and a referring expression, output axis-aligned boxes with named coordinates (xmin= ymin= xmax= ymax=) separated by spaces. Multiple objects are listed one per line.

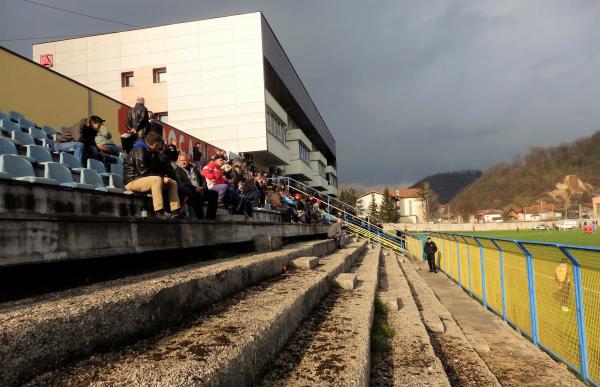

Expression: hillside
xmin=411 ymin=170 xmax=482 ymax=204
xmin=450 ymin=131 xmax=600 ymax=215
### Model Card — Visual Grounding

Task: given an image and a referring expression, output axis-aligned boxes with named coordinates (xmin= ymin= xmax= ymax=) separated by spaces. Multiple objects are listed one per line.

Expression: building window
xmin=318 ymin=161 xmax=326 ymax=178
xmin=121 ymin=71 xmax=134 ymax=87
xmin=299 ymin=141 xmax=310 ymax=165
xmin=266 ymin=110 xmax=286 ymax=143
xmin=153 ymin=67 xmax=167 ymax=83
xmin=326 ymin=172 xmax=338 ymax=188
xmin=155 ymin=112 xmax=169 ymax=123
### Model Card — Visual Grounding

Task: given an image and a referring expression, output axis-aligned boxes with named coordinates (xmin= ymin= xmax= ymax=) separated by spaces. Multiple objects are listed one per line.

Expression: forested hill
xmin=450 ymin=131 xmax=600 ymax=215
xmin=411 ymin=170 xmax=482 ymax=204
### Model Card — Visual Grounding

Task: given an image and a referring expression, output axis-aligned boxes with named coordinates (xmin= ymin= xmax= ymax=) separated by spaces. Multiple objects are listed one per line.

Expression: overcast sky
xmin=3 ymin=0 xmax=600 ymax=187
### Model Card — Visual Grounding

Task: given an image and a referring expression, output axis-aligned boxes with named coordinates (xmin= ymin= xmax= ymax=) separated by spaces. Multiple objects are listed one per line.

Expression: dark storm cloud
xmin=3 ymin=0 xmax=600 ymax=186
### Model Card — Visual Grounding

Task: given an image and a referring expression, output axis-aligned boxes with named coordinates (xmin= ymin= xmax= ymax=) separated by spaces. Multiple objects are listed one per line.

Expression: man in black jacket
xmin=174 ymin=153 xmax=218 ymax=220
xmin=123 ymin=97 xmax=150 ymax=153
xmin=123 ymin=132 xmax=181 ymax=219
xmin=424 ymin=237 xmax=438 ymax=273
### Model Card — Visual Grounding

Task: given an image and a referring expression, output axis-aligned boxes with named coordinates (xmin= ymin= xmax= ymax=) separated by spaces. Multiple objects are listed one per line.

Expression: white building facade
xmin=33 ymin=12 xmax=338 ymax=195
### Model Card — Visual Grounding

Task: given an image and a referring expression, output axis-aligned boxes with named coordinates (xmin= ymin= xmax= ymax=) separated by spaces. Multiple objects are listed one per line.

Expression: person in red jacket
xmin=201 ymin=154 xmax=229 ymax=205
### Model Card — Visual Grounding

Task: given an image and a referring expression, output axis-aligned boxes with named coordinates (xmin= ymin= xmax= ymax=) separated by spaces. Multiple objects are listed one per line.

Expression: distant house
xmin=355 ymin=187 xmax=425 ymax=223
xmin=507 ymin=203 xmax=562 ymax=221
xmin=476 ymin=209 xmax=503 ymax=223
xmin=395 ymin=188 xmax=424 ymax=224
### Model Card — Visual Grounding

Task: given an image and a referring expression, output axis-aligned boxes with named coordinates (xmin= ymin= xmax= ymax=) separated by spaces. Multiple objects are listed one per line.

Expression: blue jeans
xmin=54 ymin=141 xmax=84 ymax=162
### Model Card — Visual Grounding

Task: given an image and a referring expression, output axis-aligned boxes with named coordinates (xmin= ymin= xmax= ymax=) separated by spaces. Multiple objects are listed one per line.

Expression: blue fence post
xmin=473 ymin=237 xmax=487 ymax=309
xmin=490 ymin=239 xmax=507 ymax=321
xmin=454 ymin=235 xmax=462 ymax=287
xmin=516 ymin=241 xmax=539 ymax=348
xmin=461 ymin=236 xmax=472 ymax=295
xmin=559 ymin=247 xmax=589 ymax=381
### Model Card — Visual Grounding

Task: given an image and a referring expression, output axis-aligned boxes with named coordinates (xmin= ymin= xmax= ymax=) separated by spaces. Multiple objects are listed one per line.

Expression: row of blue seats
xmin=0 ymin=137 xmax=123 ymax=175
xmin=0 ymin=110 xmax=58 ymax=140
xmin=0 ymin=154 xmax=123 ymax=193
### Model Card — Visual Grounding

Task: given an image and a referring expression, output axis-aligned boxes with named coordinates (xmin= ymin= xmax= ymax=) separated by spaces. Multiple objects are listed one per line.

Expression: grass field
xmin=459 ymin=229 xmax=600 ymax=247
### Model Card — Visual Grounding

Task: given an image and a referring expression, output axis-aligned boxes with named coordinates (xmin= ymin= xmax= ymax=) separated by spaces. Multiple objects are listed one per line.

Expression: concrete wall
xmin=0 ymin=47 xmax=122 ymax=141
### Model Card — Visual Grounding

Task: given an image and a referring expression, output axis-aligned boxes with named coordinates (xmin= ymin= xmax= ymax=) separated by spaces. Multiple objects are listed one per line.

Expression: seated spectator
xmin=328 ymin=219 xmax=348 ymax=248
xmin=266 ymin=186 xmax=293 ymax=222
xmin=164 ymin=139 xmax=179 ymax=164
xmin=123 ymin=132 xmax=181 ymax=219
xmin=201 ymin=154 xmax=230 ymax=205
xmin=55 ymin=116 xmax=102 ymax=164
xmin=192 ymin=142 xmax=203 ymax=169
xmin=241 ymin=172 xmax=261 ymax=207
xmin=231 ymin=180 xmax=253 ymax=221
xmin=174 ymin=153 xmax=218 ymax=220
xmin=95 ymin=123 xmax=123 ymax=156
xmin=147 ymin=113 xmax=164 ymax=138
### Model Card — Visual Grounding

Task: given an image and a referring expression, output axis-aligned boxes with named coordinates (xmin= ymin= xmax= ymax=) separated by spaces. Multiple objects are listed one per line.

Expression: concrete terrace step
xmin=0 ymin=239 xmax=337 ymax=386
xmin=260 ymin=245 xmax=381 ymax=387
xmin=370 ymin=253 xmax=450 ymax=386
xmin=399 ymin=259 xmax=501 ymax=387
xmin=26 ymin=240 xmax=368 ymax=386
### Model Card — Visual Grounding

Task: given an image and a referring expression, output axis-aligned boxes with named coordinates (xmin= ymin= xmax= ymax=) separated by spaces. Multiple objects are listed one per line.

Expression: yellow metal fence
xmin=405 ymin=232 xmax=599 ymax=385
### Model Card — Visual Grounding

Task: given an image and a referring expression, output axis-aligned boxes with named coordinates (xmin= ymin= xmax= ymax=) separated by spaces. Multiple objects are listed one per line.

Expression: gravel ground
xmin=400 ymin=260 xmax=501 ymax=387
xmin=26 ymin=242 xmax=365 ymax=386
xmin=370 ymin=253 xmax=450 ymax=386
xmin=260 ymin=246 xmax=380 ymax=386
xmin=1 ymin=240 xmax=335 ymax=386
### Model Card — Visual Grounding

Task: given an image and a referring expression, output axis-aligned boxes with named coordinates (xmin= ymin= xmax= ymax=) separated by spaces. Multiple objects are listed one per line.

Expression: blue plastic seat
xmin=0 ymin=119 xmax=21 ymax=133
xmin=81 ymin=168 xmax=124 ymax=193
xmin=27 ymin=127 xmax=47 ymax=141
xmin=26 ymin=145 xmax=53 ymax=163
xmin=44 ymin=162 xmax=94 ymax=189
xmin=42 ymin=125 xmax=56 ymax=137
xmin=0 ymin=137 xmax=17 ymax=156
xmin=108 ymin=173 xmax=124 ymax=189
xmin=11 ymin=131 xmax=35 ymax=146
xmin=59 ymin=152 xmax=82 ymax=170
xmin=9 ymin=111 xmax=24 ymax=123
xmin=87 ymin=158 xmax=107 ymax=174
xmin=19 ymin=118 xmax=34 ymax=130
xmin=110 ymin=162 xmax=123 ymax=176
xmin=87 ymin=158 xmax=120 ymax=182
xmin=0 ymin=154 xmax=57 ymax=185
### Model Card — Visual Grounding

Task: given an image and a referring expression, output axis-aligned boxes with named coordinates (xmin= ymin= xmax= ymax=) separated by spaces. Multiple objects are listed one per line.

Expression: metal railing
xmin=404 ymin=231 xmax=600 ymax=385
xmin=267 ymin=176 xmax=407 ymax=254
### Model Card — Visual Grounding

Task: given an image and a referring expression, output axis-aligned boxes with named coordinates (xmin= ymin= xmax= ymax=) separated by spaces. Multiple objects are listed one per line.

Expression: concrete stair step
xmin=399 ymin=258 xmax=501 ymax=387
xmin=260 ymin=245 xmax=381 ymax=387
xmin=0 ymin=239 xmax=337 ymax=386
xmin=370 ymin=253 xmax=450 ymax=386
xmin=26 ymin=240 xmax=368 ymax=386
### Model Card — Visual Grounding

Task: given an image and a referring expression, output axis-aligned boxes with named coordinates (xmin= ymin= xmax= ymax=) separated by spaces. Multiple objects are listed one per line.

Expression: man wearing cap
xmin=424 ymin=237 xmax=438 ymax=273
xmin=55 ymin=115 xmax=103 ymax=165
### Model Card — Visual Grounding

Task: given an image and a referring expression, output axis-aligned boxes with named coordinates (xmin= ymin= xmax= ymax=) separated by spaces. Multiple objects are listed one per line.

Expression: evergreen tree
xmin=379 ymin=187 xmax=399 ymax=223
xmin=339 ymin=186 xmax=359 ymax=207
xmin=368 ymin=194 xmax=379 ymax=219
